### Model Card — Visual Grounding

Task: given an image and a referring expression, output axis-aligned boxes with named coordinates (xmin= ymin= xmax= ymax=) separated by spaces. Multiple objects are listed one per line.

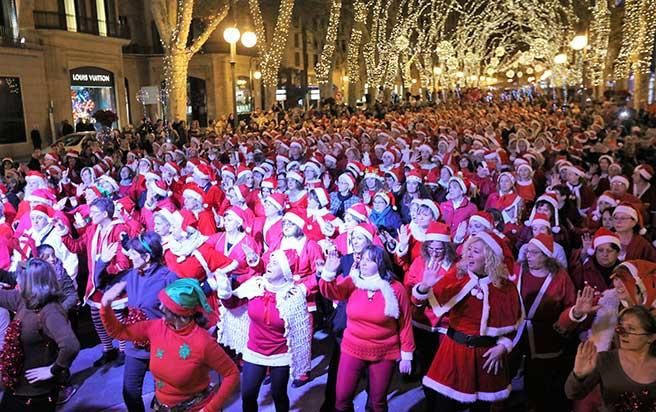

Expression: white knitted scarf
xmin=589 ymin=288 xmax=620 ymax=352
xmin=217 ymin=276 xmax=312 ymax=379
xmin=350 ymin=271 xmax=400 ymax=319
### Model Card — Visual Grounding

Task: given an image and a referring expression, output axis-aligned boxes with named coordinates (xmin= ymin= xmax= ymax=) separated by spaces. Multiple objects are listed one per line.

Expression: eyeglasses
xmin=426 ymin=247 xmax=445 ymax=254
xmin=615 ymin=325 xmax=652 ymax=336
xmin=612 ymin=216 xmax=635 ymax=222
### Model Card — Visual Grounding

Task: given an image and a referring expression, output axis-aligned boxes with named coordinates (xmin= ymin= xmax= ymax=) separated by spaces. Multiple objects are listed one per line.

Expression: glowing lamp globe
xmin=241 ymin=31 xmax=257 ymax=48
xmin=554 ymin=53 xmax=567 ymax=65
xmin=433 ymin=67 xmax=442 ymax=75
xmin=223 ymin=27 xmax=240 ymax=44
xmin=455 ymin=71 xmax=464 ymax=78
xmin=570 ymin=35 xmax=588 ymax=51
xmin=253 ymin=70 xmax=262 ymax=80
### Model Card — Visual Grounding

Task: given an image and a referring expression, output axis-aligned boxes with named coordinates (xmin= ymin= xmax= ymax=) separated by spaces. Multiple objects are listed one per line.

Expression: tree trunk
xmin=265 ymin=84 xmax=277 ymax=110
xmin=167 ymin=52 xmax=190 ymax=122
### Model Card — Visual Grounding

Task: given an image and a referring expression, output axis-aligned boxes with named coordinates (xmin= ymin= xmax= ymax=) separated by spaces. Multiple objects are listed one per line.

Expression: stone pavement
xmin=55 ymin=330 xmax=428 ymax=412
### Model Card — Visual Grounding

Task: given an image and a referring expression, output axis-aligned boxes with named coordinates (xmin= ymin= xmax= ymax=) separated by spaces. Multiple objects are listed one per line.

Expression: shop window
xmin=0 ymin=77 xmax=26 ymax=144
xmin=235 ymin=76 xmax=252 ymax=114
xmin=70 ymin=67 xmax=117 ymax=126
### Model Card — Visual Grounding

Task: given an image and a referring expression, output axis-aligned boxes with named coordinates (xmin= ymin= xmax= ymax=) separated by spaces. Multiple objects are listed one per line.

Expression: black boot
xmin=93 ymin=348 xmax=118 ymax=367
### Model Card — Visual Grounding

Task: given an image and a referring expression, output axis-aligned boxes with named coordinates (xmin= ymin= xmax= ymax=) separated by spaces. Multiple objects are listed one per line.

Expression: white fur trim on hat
xmin=475 ymin=232 xmax=503 ymax=257
xmin=528 ymin=237 xmax=553 ymax=258
xmin=283 ymin=211 xmax=305 ymax=229
xmin=271 ymin=250 xmax=293 ymax=281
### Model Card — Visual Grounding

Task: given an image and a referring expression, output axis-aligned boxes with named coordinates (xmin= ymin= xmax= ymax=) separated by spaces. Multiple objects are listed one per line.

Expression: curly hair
xmin=456 ymin=235 xmax=509 ymax=288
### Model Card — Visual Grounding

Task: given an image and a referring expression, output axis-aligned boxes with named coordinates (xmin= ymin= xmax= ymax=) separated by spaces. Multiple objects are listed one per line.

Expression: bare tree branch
xmin=152 ymin=0 xmax=172 ymax=48
xmin=176 ymin=0 xmax=195 ymax=49
xmin=188 ymin=3 xmax=230 ymax=55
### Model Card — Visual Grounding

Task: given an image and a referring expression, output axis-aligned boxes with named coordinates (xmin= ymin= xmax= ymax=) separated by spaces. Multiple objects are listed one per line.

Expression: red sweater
xmin=320 ymin=276 xmax=415 ymax=361
xmin=247 ymin=292 xmax=287 ymax=357
xmin=100 ymin=306 xmax=239 ymax=411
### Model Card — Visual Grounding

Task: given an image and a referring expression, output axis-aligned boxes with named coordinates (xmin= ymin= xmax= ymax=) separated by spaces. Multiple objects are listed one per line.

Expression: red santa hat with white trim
xmin=26 ymin=188 xmax=56 ymax=205
xmin=311 ymin=187 xmax=331 ymax=208
xmin=225 ymin=206 xmax=252 ymax=231
xmin=469 ymin=211 xmax=494 ymax=231
xmin=473 ymin=230 xmax=514 ymax=273
xmin=25 ymin=170 xmax=46 ymax=184
xmin=30 ymin=204 xmax=55 ymax=220
xmin=611 ymin=260 xmax=656 ymax=306
xmin=525 ymin=192 xmax=561 ymax=233
xmin=261 ymin=177 xmax=277 ymax=190
xmin=424 ymin=221 xmax=451 ymax=243
xmin=266 ymin=192 xmax=288 ymax=211
xmin=412 ymin=198 xmax=441 ymax=220
xmin=345 ymin=203 xmax=369 ymax=222
xmin=635 ymin=164 xmax=654 ymax=181
xmin=182 ymin=184 xmax=207 ymax=208
xmin=613 ymin=202 xmax=647 ymax=235
xmin=283 ymin=208 xmax=307 ymax=229
xmin=338 ymin=173 xmax=357 ymax=191
xmin=610 ymin=175 xmax=630 ymax=189
xmin=374 ymin=191 xmax=396 ymax=211
xmin=587 ymin=227 xmax=621 ymax=256
xmin=528 ymin=233 xmax=555 ymax=258
xmin=351 ymin=222 xmax=377 ymax=241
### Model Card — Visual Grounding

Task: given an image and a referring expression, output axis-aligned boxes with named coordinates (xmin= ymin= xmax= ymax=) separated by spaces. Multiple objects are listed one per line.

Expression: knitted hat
xmin=469 ymin=211 xmax=494 ymax=230
xmin=525 ymin=193 xmax=561 ymax=233
xmin=613 ymin=203 xmax=646 ymax=235
xmin=351 ymin=222 xmax=377 ymax=241
xmin=266 ymin=192 xmax=288 ymax=211
xmin=588 ymin=227 xmax=621 ymax=255
xmin=635 ymin=164 xmax=654 ymax=181
xmin=611 ymin=260 xmax=656 ymax=305
xmin=346 ymin=203 xmax=369 ymax=222
xmin=158 ymin=278 xmax=213 ymax=316
xmin=425 ymin=222 xmax=451 ymax=243
xmin=30 ymin=204 xmax=54 ymax=220
xmin=528 ymin=233 xmax=554 ymax=258
xmin=283 ymin=209 xmax=306 ymax=229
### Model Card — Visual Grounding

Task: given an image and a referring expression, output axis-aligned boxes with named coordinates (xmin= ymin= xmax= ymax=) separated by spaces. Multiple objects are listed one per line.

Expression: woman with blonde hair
xmin=413 ymin=231 xmax=522 ymax=412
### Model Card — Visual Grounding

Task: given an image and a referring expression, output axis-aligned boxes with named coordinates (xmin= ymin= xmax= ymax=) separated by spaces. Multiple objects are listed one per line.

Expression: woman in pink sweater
xmin=320 ymin=244 xmax=415 ymax=412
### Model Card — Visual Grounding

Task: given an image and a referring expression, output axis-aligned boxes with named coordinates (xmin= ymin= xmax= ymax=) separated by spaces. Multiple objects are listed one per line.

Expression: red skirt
xmin=422 ymin=334 xmax=511 ymax=403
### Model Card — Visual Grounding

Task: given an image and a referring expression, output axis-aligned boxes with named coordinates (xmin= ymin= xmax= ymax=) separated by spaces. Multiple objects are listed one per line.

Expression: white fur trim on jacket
xmin=350 ymin=271 xmax=400 ymax=319
xmin=588 ymin=288 xmax=620 ymax=352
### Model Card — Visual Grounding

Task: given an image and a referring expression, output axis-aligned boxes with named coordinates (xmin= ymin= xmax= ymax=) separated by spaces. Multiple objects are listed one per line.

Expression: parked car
xmin=45 ymin=131 xmax=96 ymax=155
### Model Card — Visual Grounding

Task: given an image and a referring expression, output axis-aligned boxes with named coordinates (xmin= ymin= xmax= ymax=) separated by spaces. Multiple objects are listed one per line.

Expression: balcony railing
xmin=0 ymin=25 xmax=23 ymax=48
xmin=33 ymin=11 xmax=130 ymax=39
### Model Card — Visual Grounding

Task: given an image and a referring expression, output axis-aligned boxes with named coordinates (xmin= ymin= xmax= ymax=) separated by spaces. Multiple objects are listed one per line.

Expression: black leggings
xmin=241 ymin=361 xmax=290 ymax=412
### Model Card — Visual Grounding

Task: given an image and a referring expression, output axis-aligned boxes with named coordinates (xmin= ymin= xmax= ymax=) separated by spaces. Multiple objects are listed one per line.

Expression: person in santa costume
xmin=631 ymin=164 xmax=656 ymax=227
xmin=570 ymin=228 xmax=622 ymax=292
xmin=484 ymin=171 xmax=524 ymax=235
xmin=152 ymin=209 xmax=182 ymax=251
xmin=320 ymin=244 xmax=415 ymax=412
xmin=216 ymin=249 xmax=312 ymax=412
xmin=360 ymin=168 xmax=385 ymax=206
xmin=612 ymin=203 xmax=656 ymax=261
xmin=14 ymin=187 xmax=58 ymax=237
xmin=514 ymin=160 xmax=536 ymax=203
xmin=100 ymin=278 xmax=239 ymax=412
xmin=181 ymin=184 xmax=217 ymax=236
xmin=285 ymin=171 xmax=308 ymax=210
xmin=16 ymin=171 xmax=49 ymax=221
xmin=191 ymin=163 xmax=225 ymax=215
xmin=59 ymin=197 xmax=131 ymax=366
xmin=395 ymin=198 xmax=441 ymax=270
xmin=562 ymin=165 xmax=596 ymax=218
xmin=583 ymin=191 xmax=619 ymax=233
xmin=509 ymin=233 xmax=577 ymax=412
xmin=251 ymin=176 xmax=276 ymax=218
xmin=404 ymin=222 xmax=456 ymax=381
xmin=517 ymin=212 xmax=568 ymax=269
xmin=516 ymin=192 xmax=571 ymax=255
xmin=221 ymin=184 xmax=256 ymax=235
xmin=413 ymin=231 xmax=522 ymax=411
xmin=11 ymin=204 xmax=78 ymax=282
xmin=252 ymin=192 xmax=287 ymax=252
xmin=305 ymin=187 xmax=342 ymax=246
xmin=440 ymin=175 xmax=478 ymax=238
xmin=369 ymin=191 xmax=402 ymax=236
xmin=208 ymin=206 xmax=261 ymax=286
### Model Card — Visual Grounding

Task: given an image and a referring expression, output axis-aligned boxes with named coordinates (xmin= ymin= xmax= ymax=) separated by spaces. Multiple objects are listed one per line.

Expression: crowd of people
xmin=0 ymin=94 xmax=655 ymax=412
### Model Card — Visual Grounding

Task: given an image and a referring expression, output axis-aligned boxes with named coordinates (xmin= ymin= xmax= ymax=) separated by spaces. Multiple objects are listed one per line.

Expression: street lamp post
xmin=570 ymin=34 xmax=588 ymax=102
xmin=224 ymin=27 xmax=256 ymax=132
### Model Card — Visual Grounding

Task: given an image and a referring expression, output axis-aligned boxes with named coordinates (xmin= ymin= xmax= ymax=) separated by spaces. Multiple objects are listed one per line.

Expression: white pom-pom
xmin=639 ymin=227 xmax=647 ymax=236
xmin=587 ymin=248 xmax=595 ymax=256
xmin=552 ymin=225 xmax=561 ymax=234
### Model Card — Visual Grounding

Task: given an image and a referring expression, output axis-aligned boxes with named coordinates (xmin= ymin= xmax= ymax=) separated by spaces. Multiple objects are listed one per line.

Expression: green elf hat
xmin=158 ymin=278 xmax=212 ymax=317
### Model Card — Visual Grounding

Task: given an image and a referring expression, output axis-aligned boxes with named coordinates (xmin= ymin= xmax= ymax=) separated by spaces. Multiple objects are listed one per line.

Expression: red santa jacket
xmin=405 ymin=256 xmax=455 ymax=333
xmin=207 ymin=231 xmax=262 ymax=285
xmin=439 ymin=197 xmax=478 ymax=237
xmin=252 ymin=216 xmax=283 ymax=251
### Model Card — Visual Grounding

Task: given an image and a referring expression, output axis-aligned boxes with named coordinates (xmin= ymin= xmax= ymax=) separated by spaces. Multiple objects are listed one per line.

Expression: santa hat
xmin=418 ymin=143 xmax=433 ymax=154
xmin=525 ymin=193 xmax=561 ymax=233
xmin=474 ymin=230 xmax=514 ymax=273
xmin=448 ymin=176 xmax=470 ymax=196
xmin=149 ymin=179 xmax=171 ymax=198
xmin=635 ymin=164 xmax=654 ymax=181
xmin=182 ymin=185 xmax=206 ymax=206
xmin=287 ymin=171 xmax=304 ymax=184
xmin=613 ymin=203 xmax=647 ymax=235
xmin=610 ymin=175 xmax=630 ymax=188
xmin=26 ymin=188 xmax=56 ymax=205
xmin=276 ymin=154 xmax=291 ymax=164
xmin=385 ymin=167 xmax=405 ymax=184
xmin=194 ymin=164 xmax=214 ymax=181
xmin=232 ymin=185 xmax=250 ymax=202
xmin=528 ymin=233 xmax=555 ymax=258
xmin=25 ymin=171 xmax=46 ymax=183
xmin=115 ymin=197 xmax=136 ymax=214
xmin=162 ymin=161 xmax=181 ymax=175
xmin=374 ymin=191 xmax=396 ymax=210
xmin=612 ymin=260 xmax=656 ymax=305
xmin=338 ymin=173 xmax=356 ymax=190
xmin=237 ymin=165 xmax=253 ymax=180
xmin=346 ymin=203 xmax=369 ymax=222
xmin=30 ymin=204 xmax=54 ymax=220
xmin=269 ymin=249 xmax=299 ymax=281
xmin=364 ymin=167 xmax=384 ymax=181
xmin=267 ymin=192 xmax=288 ymax=211
xmin=469 ymin=211 xmax=494 ymax=230
xmin=406 ymin=170 xmax=424 ymax=184
xmin=302 ymin=160 xmax=322 ymax=176
xmin=97 ymin=175 xmax=119 ymax=193
xmin=591 ymin=191 xmax=620 ymax=221
xmin=178 ymin=210 xmax=199 ymax=232
xmin=413 ymin=198 xmax=441 ymax=220
xmin=66 ymin=150 xmax=80 ymax=159
xmin=324 ymin=154 xmax=337 ymax=165
xmin=352 ymin=222 xmax=377 ymax=241
xmin=283 ymin=209 xmax=306 ymax=229
xmin=311 ymin=187 xmax=330 ymax=208
xmin=44 ymin=152 xmax=59 ymax=163
xmin=529 ymin=212 xmax=552 ymax=231
xmin=346 ymin=161 xmax=364 ymax=177
xmin=562 ymin=165 xmax=586 ymax=178
xmin=221 ymin=165 xmax=236 ymax=180
xmin=598 ymin=155 xmax=614 ymax=165
xmin=588 ymin=227 xmax=621 ymax=255
xmin=261 ymin=177 xmax=277 ymax=190
xmin=425 ymin=221 xmax=451 ymax=243
xmin=497 ymin=171 xmax=516 ymax=186
xmin=225 ymin=206 xmax=249 ymax=228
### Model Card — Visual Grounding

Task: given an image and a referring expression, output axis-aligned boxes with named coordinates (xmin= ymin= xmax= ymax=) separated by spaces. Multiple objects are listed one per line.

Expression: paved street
xmin=55 ymin=330 xmax=427 ymax=412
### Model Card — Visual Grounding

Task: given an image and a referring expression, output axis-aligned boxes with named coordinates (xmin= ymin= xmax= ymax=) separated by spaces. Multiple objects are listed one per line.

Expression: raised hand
xmin=572 ymin=285 xmax=601 ymax=319
xmin=397 ymin=225 xmax=410 ymax=248
xmin=581 ymin=233 xmax=593 ymax=255
xmin=101 ymin=281 xmax=127 ymax=307
xmin=100 ymin=242 xmax=119 ymax=264
xmin=73 ymin=212 xmax=86 ymax=228
xmin=573 ymin=340 xmax=598 ymax=378
xmin=421 ymin=258 xmax=441 ymax=289
xmin=241 ymin=243 xmax=257 ymax=263
xmin=323 ymin=248 xmax=341 ymax=273
xmin=454 ymin=220 xmax=468 ymax=242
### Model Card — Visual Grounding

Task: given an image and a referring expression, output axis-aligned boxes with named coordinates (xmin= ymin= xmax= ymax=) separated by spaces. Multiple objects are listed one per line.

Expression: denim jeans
xmin=123 ymin=355 xmax=150 ymax=412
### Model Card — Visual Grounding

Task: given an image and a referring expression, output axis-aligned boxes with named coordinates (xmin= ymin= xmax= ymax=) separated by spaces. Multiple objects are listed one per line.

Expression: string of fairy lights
xmin=314 ymin=0 xmax=343 ymax=84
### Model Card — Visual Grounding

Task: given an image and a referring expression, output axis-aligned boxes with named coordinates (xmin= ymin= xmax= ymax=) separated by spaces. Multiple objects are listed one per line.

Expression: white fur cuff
xmin=396 ymin=244 xmax=408 ymax=257
xmin=568 ymin=307 xmax=588 ymax=323
xmin=497 ymin=337 xmax=513 ymax=353
xmin=401 ymin=351 xmax=413 ymax=361
xmin=412 ymin=284 xmax=430 ymax=301
xmin=321 ymin=270 xmax=337 ymax=282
